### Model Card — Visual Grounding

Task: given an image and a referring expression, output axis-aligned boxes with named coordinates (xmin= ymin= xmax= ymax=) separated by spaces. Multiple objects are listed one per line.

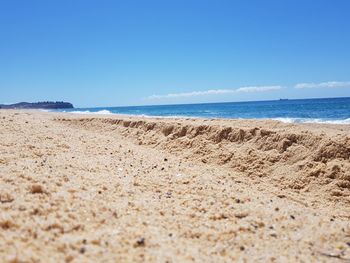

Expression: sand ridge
xmin=0 ymin=110 xmax=350 ymax=262
xmin=58 ymin=114 xmax=350 ymax=203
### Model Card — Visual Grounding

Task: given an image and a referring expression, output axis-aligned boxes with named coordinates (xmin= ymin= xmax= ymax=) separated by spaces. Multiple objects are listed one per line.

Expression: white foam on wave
xmin=56 ymin=109 xmax=350 ymax=124
xmin=272 ymin=117 xmax=297 ymax=123
xmin=140 ymin=114 xmax=199 ymax=119
xmin=60 ymin=110 xmax=190 ymax=118
xmin=304 ymin=118 xmax=350 ymax=124
xmin=61 ymin=110 xmax=193 ymax=119
xmin=66 ymin=110 xmax=113 ymax=115
xmin=273 ymin=117 xmax=350 ymax=125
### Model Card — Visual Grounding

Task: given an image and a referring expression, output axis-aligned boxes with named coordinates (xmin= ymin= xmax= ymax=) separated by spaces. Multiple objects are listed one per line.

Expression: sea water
xmin=54 ymin=97 xmax=350 ymax=124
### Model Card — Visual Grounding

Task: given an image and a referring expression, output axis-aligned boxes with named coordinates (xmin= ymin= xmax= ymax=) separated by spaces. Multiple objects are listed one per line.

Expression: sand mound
xmin=57 ymin=117 xmax=350 ymax=201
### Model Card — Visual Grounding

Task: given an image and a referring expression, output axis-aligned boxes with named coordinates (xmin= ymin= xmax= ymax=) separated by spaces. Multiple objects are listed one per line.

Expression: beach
xmin=1 ymin=110 xmax=350 ymax=262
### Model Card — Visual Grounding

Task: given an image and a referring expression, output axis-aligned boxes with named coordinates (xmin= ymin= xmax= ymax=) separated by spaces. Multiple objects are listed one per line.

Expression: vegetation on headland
xmin=0 ymin=101 xmax=74 ymax=109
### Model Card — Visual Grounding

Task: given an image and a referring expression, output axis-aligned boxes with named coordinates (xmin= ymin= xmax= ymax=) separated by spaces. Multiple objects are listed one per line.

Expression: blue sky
xmin=1 ymin=0 xmax=350 ymax=107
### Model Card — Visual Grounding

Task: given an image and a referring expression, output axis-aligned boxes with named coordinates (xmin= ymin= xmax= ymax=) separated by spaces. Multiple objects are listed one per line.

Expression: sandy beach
xmin=0 ymin=110 xmax=350 ymax=262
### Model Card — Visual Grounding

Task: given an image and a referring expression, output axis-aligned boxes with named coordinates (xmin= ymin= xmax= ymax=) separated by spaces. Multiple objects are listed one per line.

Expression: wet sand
xmin=0 ymin=110 xmax=350 ymax=262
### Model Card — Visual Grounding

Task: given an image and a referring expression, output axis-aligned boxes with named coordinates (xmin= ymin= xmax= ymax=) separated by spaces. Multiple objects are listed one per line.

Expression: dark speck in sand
xmin=79 ymin=247 xmax=86 ymax=254
xmin=164 ymin=158 xmax=168 ymax=162
xmin=30 ymin=184 xmax=45 ymax=194
xmin=134 ymin=238 xmax=145 ymax=248
xmin=290 ymin=215 xmax=295 ymax=220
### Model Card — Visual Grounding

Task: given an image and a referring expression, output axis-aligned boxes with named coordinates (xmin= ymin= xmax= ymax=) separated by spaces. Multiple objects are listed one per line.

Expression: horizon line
xmin=73 ymin=95 xmax=350 ymax=109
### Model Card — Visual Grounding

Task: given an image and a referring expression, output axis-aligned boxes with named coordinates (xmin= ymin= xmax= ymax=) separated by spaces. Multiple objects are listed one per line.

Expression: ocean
xmin=54 ymin=97 xmax=350 ymax=124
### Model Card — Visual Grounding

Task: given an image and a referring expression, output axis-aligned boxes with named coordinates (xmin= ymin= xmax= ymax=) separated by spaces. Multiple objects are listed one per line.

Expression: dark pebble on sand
xmin=30 ymin=184 xmax=45 ymax=194
xmin=79 ymin=247 xmax=86 ymax=254
xmin=134 ymin=238 xmax=145 ymax=248
xmin=290 ymin=215 xmax=295 ymax=219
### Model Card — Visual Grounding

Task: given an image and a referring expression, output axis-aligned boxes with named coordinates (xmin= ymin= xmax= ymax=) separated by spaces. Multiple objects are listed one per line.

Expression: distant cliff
xmin=0 ymin=101 xmax=74 ymax=109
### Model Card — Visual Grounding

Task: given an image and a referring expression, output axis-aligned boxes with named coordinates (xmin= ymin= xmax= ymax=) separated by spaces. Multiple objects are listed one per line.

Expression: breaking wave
xmin=63 ymin=110 xmax=113 ymax=115
xmin=272 ymin=117 xmax=350 ymax=124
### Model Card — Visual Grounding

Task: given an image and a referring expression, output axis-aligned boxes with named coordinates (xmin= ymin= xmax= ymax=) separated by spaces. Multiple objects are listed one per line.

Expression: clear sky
xmin=1 ymin=0 xmax=350 ymax=107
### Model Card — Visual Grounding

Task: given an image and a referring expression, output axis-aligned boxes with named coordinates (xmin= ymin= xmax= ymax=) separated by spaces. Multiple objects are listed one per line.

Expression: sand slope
xmin=59 ymin=115 xmax=350 ymax=202
xmin=1 ymin=110 xmax=350 ymax=262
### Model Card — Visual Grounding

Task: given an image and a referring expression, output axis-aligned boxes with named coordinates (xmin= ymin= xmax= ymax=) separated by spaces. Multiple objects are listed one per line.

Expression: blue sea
xmin=54 ymin=97 xmax=350 ymax=124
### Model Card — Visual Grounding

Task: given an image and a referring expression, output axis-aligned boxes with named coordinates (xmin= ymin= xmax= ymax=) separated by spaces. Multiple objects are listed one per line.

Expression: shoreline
xmin=1 ymin=110 xmax=349 ymax=262
xmin=25 ymin=108 xmax=350 ymax=125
